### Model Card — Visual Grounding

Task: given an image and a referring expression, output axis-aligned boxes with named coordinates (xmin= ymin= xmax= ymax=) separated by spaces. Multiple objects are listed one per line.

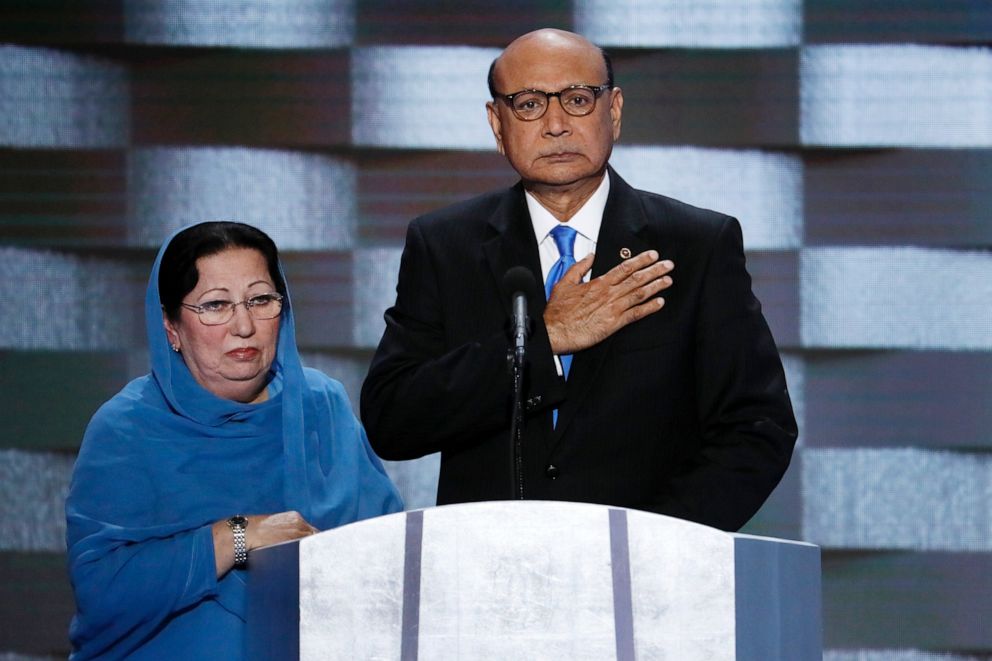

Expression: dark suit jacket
xmin=361 ymin=169 xmax=797 ymax=531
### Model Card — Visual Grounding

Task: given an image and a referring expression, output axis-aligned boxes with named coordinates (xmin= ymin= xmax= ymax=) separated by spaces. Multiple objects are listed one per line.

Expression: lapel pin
xmin=620 ymin=247 xmax=632 ymax=259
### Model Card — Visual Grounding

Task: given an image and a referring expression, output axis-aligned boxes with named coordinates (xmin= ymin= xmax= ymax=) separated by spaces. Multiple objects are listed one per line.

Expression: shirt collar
xmin=525 ymin=171 xmax=611 ymax=244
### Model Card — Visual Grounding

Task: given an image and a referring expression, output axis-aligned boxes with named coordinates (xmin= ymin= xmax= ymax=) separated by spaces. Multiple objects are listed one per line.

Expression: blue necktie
xmin=545 ymin=225 xmax=578 ymax=378
xmin=546 ymin=225 xmax=577 ymax=428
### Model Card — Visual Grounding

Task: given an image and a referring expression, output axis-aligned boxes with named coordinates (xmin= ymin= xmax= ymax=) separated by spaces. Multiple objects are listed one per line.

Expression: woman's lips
xmin=226 ymin=347 xmax=260 ymax=361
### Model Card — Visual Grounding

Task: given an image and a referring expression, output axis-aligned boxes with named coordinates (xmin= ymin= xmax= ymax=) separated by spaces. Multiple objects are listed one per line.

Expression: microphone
xmin=503 ymin=266 xmax=537 ymax=364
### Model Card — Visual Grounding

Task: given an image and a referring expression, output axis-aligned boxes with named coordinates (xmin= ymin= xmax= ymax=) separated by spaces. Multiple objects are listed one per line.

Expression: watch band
xmin=227 ymin=515 xmax=248 ymax=568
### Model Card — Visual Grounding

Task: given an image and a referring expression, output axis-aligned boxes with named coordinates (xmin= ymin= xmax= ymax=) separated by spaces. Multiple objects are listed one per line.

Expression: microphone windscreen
xmin=503 ymin=266 xmax=538 ymax=298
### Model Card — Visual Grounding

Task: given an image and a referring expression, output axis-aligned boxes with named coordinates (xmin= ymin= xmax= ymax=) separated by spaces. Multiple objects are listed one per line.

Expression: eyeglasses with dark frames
xmin=180 ymin=293 xmax=284 ymax=326
xmin=495 ymin=83 xmax=613 ymax=121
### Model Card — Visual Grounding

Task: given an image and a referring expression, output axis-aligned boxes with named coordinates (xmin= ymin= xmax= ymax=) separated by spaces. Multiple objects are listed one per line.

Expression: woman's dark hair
xmin=159 ymin=222 xmax=287 ymax=322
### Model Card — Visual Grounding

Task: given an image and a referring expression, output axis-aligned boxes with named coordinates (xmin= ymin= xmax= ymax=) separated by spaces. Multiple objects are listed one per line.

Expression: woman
xmin=65 ymin=222 xmax=403 ymax=660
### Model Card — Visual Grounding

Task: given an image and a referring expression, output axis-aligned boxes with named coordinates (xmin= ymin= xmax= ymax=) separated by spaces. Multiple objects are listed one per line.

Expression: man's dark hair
xmin=487 ymin=47 xmax=614 ymax=98
xmin=159 ymin=221 xmax=287 ymax=322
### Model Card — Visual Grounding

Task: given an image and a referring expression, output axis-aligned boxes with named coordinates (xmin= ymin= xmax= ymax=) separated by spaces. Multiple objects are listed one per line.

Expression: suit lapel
xmin=551 ymin=169 xmax=654 ymax=444
xmin=480 ymin=183 xmax=559 ymax=454
xmin=481 ymin=182 xmax=546 ymax=326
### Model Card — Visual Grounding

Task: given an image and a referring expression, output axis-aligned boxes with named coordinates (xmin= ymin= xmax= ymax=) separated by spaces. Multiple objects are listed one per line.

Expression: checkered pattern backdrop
xmin=1 ymin=2 xmax=990 ymax=658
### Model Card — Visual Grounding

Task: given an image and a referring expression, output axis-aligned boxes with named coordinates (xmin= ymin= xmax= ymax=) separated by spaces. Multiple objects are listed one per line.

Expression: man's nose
xmin=542 ymin=96 xmax=571 ymax=136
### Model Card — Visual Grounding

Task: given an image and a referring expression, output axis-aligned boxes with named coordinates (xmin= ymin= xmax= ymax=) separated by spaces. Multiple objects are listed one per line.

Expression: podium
xmin=247 ymin=501 xmax=821 ymax=660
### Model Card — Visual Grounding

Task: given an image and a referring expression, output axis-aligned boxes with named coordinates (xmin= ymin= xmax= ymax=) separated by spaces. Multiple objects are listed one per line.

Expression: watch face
xmin=229 ymin=515 xmax=248 ymax=528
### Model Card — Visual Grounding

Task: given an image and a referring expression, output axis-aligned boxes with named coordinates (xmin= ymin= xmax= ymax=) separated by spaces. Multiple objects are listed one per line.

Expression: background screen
xmin=1 ymin=1 xmax=990 ymax=658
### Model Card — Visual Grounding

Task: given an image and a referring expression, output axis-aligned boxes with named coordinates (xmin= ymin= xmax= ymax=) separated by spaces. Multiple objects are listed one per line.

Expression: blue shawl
xmin=65 ymin=224 xmax=403 ymax=660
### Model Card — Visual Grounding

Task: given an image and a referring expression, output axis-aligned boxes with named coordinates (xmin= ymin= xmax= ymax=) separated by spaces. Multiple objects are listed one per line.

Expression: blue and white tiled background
xmin=1 ymin=1 xmax=990 ymax=658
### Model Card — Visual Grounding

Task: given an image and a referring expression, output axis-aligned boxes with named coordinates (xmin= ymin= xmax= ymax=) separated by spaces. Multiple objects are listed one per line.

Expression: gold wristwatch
xmin=227 ymin=515 xmax=248 ymax=568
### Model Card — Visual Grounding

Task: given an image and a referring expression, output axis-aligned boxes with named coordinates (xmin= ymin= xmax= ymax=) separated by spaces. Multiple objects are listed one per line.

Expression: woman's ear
xmin=163 ymin=313 xmax=181 ymax=352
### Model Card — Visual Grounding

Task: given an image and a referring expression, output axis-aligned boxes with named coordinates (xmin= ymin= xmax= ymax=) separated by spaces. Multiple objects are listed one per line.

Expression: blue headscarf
xmin=66 ymin=223 xmax=402 ymax=660
xmin=142 ymin=222 xmax=314 ymax=516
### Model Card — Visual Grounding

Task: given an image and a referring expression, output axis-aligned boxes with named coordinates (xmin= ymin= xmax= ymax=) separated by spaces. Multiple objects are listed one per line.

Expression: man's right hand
xmin=544 ymin=250 xmax=674 ymax=355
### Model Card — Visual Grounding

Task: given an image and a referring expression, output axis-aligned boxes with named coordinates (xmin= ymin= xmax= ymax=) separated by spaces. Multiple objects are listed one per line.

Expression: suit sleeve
xmin=361 ymin=220 xmax=562 ymax=460
xmin=649 ymin=217 xmax=798 ymax=531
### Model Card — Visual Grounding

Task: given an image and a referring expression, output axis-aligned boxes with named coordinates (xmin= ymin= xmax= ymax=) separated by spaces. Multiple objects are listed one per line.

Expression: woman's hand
xmin=245 ymin=511 xmax=318 ymax=550
xmin=212 ymin=510 xmax=317 ymax=576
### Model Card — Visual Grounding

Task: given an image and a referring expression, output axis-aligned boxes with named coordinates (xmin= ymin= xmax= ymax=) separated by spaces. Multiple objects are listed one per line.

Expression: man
xmin=360 ymin=28 xmax=797 ymax=532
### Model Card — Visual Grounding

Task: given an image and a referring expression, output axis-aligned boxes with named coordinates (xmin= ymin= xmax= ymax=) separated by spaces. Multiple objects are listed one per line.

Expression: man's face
xmin=486 ymin=34 xmax=623 ymax=191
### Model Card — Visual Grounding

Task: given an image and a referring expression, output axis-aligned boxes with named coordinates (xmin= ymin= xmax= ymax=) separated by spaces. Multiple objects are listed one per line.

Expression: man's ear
xmin=486 ymin=101 xmax=506 ymax=156
xmin=609 ymin=87 xmax=624 ymax=141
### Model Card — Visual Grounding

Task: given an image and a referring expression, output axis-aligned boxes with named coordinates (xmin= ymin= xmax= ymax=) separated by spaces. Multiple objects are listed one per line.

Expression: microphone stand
xmin=502 ymin=267 xmax=535 ymax=501
xmin=510 ymin=338 xmax=526 ymax=500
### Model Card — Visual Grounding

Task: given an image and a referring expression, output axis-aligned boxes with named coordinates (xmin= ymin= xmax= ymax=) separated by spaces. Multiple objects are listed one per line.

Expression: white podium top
xmin=249 ymin=500 xmax=821 ymax=661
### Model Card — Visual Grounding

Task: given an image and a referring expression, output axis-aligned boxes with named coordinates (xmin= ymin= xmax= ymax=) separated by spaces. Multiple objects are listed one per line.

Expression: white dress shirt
xmin=526 ymin=172 xmax=610 ymax=287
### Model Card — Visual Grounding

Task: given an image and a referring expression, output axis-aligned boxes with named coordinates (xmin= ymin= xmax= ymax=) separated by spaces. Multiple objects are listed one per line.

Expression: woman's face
xmin=163 ymin=247 xmax=280 ymax=403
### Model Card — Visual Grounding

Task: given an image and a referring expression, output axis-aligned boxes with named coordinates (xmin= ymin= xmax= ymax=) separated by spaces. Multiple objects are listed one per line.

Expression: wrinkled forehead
xmin=494 ymin=36 xmax=607 ymax=92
